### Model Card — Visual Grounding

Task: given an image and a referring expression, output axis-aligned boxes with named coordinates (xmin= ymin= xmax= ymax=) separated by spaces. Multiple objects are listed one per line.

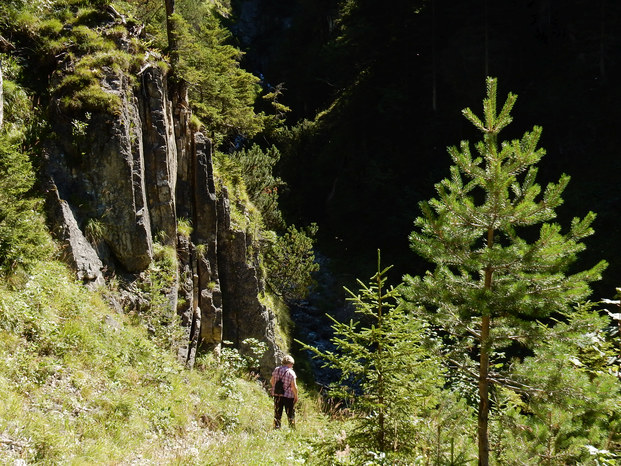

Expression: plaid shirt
xmin=272 ymin=365 xmax=296 ymax=398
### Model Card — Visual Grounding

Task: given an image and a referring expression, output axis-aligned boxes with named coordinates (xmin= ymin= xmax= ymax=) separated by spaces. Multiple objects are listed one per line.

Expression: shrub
xmin=0 ymin=135 xmax=52 ymax=276
xmin=264 ymin=223 xmax=319 ymax=302
xmin=229 ymin=144 xmax=286 ymax=230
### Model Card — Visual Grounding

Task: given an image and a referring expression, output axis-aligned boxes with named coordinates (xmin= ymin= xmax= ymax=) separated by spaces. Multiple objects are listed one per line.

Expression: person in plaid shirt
xmin=270 ymin=354 xmax=298 ymax=429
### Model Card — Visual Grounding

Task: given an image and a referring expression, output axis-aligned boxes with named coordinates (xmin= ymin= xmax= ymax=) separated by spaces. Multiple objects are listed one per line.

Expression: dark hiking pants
xmin=273 ymin=396 xmax=295 ymax=428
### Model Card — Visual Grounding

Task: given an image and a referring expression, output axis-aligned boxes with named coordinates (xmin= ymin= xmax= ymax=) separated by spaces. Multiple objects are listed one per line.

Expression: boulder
xmin=46 ymin=185 xmax=105 ymax=289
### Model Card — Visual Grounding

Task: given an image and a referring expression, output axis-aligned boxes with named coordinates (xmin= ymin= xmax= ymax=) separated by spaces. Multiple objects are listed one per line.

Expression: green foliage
xmin=213 ymin=145 xmax=318 ymax=306
xmin=176 ymin=217 xmax=193 ymax=238
xmin=0 ymin=56 xmax=52 ymax=276
xmin=492 ymin=303 xmax=621 ymax=463
xmin=408 ymin=79 xmax=606 ymax=340
xmin=155 ymin=3 xmax=268 ymax=147
xmin=3 ymin=1 xmax=145 ymax=116
xmin=213 ymin=151 xmax=265 ymax=242
xmin=404 ymin=76 xmax=607 ymax=358
xmin=70 ymin=111 xmax=92 ymax=156
xmin=264 ymin=223 xmax=319 ymax=302
xmin=259 ymin=290 xmax=293 ymax=356
xmin=211 ymin=338 xmax=268 ymax=385
xmin=194 ymin=338 xmax=267 ymax=431
xmin=52 ymin=44 xmax=141 ymax=114
xmin=83 ymin=216 xmax=105 ymax=244
xmin=0 ymin=261 xmax=187 ymax=461
xmin=0 ymin=134 xmax=52 ymax=276
xmin=1 ymin=59 xmax=37 ymax=139
xmin=128 ymin=242 xmax=183 ymax=350
xmin=214 ymin=145 xmax=285 ymax=230
xmin=229 ymin=144 xmax=286 ymax=230
xmin=299 ymin=251 xmax=444 ymax=461
xmin=0 ymin=257 xmax=330 ymax=463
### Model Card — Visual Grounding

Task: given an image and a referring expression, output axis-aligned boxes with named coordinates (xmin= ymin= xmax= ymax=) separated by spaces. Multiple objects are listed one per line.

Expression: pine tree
xmin=171 ymin=1 xmax=267 ymax=147
xmin=0 ymin=135 xmax=51 ymax=276
xmin=402 ymin=77 xmax=607 ymax=466
xmin=300 ymin=251 xmax=443 ymax=460
xmin=264 ymin=223 xmax=319 ymax=302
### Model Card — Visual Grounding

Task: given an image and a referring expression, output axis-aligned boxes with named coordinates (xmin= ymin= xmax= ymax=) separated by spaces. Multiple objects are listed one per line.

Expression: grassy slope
xmin=0 ymin=259 xmax=331 ymax=464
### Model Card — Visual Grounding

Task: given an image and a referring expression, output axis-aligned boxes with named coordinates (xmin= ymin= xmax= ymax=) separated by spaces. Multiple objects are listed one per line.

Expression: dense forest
xmin=0 ymin=0 xmax=620 ymax=464
xmin=232 ymin=0 xmax=621 ymax=296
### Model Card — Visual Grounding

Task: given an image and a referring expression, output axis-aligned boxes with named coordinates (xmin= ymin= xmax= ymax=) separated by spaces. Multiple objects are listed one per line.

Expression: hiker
xmin=270 ymin=355 xmax=298 ymax=429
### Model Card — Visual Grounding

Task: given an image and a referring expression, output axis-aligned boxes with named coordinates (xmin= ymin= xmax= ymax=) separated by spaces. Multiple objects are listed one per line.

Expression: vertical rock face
xmin=217 ymin=188 xmax=279 ymax=376
xmin=192 ymin=133 xmax=223 ymax=348
xmin=140 ymin=65 xmax=178 ymax=246
xmin=45 ymin=52 xmax=281 ymax=373
xmin=176 ymin=233 xmax=200 ymax=366
xmin=47 ymin=72 xmax=153 ymax=274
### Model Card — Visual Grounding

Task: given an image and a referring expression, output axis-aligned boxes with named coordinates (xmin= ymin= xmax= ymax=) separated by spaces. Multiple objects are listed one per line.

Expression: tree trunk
xmin=164 ymin=0 xmax=174 ymax=43
xmin=376 ymin=269 xmax=385 ymax=452
xmin=431 ymin=0 xmax=437 ymax=112
xmin=483 ymin=0 xmax=489 ymax=78
xmin=478 ymin=227 xmax=494 ymax=466
xmin=164 ymin=0 xmax=178 ymax=73
xmin=478 ymin=313 xmax=490 ymax=466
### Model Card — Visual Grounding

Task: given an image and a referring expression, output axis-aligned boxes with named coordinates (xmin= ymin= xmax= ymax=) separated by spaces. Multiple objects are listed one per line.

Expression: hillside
xmin=1 ymin=0 xmax=620 ymax=464
xmin=0 ymin=258 xmax=331 ymax=463
xmin=232 ymin=0 xmax=621 ymax=294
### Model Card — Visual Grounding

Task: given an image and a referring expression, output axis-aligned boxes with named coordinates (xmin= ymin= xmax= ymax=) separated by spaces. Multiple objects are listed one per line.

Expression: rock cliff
xmin=42 ymin=22 xmax=282 ymax=376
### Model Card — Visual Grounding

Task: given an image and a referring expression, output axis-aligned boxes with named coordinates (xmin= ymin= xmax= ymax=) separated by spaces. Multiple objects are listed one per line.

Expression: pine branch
xmin=447 ymin=358 xmax=544 ymax=395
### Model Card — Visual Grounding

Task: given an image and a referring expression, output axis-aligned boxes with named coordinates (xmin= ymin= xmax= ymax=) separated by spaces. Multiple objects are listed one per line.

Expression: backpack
xmin=274 ymin=367 xmax=286 ymax=395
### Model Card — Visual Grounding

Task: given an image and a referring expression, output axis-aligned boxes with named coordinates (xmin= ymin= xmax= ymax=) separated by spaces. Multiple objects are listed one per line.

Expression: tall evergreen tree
xmin=402 ymin=77 xmax=607 ymax=466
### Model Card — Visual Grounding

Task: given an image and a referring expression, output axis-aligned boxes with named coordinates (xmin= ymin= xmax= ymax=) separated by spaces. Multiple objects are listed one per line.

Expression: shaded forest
xmin=231 ymin=0 xmax=621 ymax=296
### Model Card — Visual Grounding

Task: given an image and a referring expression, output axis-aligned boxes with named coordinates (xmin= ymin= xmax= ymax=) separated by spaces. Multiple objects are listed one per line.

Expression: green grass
xmin=259 ymin=291 xmax=293 ymax=355
xmin=212 ymin=151 xmax=263 ymax=236
xmin=177 ymin=217 xmax=194 ymax=238
xmin=0 ymin=259 xmax=333 ymax=464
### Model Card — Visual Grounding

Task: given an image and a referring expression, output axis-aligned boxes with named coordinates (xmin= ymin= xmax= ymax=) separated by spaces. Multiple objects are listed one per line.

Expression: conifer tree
xmin=402 ymin=77 xmax=607 ymax=466
xmin=300 ymin=251 xmax=443 ymax=460
xmin=264 ymin=223 xmax=319 ymax=302
xmin=0 ymin=67 xmax=52 ymax=276
xmin=0 ymin=135 xmax=51 ymax=276
xmin=160 ymin=0 xmax=267 ymax=146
